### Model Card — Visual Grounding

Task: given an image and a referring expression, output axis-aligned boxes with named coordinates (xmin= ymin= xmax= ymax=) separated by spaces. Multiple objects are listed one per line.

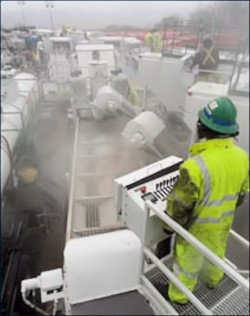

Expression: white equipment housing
xmin=63 ymin=229 xmax=142 ymax=306
xmin=75 ymin=44 xmax=117 ymax=77
xmin=1 ymin=73 xmax=38 ymax=195
xmin=48 ymin=37 xmax=72 ymax=84
xmin=138 ymin=53 xmax=195 ymax=112
xmin=184 ymin=81 xmax=249 ymax=154
xmin=89 ymin=60 xmax=109 ymax=97
xmin=122 ymin=111 xmax=165 ymax=157
xmin=114 ymin=155 xmax=183 ymax=246
xmin=93 ymin=85 xmax=136 ymax=120
xmin=48 ymin=54 xmax=70 ymax=84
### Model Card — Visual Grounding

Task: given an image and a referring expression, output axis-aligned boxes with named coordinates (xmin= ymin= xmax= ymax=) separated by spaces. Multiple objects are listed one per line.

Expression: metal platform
xmin=71 ymin=290 xmax=154 ymax=315
xmin=148 ymin=258 xmax=249 ymax=315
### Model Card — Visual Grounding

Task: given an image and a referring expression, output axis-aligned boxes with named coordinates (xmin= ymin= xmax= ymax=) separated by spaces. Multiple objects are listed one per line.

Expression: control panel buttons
xmin=140 ymin=186 xmax=146 ymax=193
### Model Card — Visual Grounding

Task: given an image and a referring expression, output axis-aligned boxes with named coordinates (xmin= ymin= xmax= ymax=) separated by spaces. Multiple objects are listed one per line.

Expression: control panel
xmin=114 ymin=156 xmax=183 ymax=246
xmin=129 ymin=169 xmax=179 ymax=214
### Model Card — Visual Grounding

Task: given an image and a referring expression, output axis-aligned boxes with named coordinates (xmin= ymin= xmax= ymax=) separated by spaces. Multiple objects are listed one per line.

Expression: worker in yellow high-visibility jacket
xmin=155 ymin=97 xmax=249 ymax=304
xmin=144 ymin=31 xmax=152 ymax=48
xmin=144 ymin=29 xmax=162 ymax=53
xmin=151 ymin=29 xmax=162 ymax=53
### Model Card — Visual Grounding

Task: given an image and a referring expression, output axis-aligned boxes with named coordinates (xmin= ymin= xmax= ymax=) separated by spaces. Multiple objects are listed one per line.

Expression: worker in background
xmin=156 ymin=97 xmax=249 ymax=304
xmin=144 ymin=29 xmax=162 ymax=53
xmin=112 ymin=72 xmax=141 ymax=106
xmin=151 ymin=28 xmax=162 ymax=53
xmin=191 ymin=36 xmax=221 ymax=83
xmin=144 ymin=30 xmax=152 ymax=48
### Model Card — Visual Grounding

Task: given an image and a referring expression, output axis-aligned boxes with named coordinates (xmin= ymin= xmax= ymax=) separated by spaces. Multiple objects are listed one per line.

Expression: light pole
xmin=18 ymin=1 xmax=26 ymax=27
xmin=45 ymin=1 xmax=55 ymax=30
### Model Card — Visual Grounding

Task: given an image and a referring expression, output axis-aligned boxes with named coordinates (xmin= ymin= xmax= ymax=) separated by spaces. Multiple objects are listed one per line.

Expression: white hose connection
xmin=52 ymin=292 xmax=58 ymax=316
xmin=21 ymin=278 xmax=49 ymax=315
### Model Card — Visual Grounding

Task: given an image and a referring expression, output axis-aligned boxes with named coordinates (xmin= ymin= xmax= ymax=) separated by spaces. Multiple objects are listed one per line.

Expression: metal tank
xmin=1 ymin=73 xmax=38 ymax=195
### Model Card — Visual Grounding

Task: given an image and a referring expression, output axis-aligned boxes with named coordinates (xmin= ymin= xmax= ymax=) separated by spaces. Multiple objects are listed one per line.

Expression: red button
xmin=141 ymin=186 xmax=146 ymax=193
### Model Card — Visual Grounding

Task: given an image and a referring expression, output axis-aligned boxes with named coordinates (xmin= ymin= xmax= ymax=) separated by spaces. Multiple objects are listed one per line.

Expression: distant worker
xmin=151 ymin=29 xmax=162 ymax=53
xmin=112 ymin=73 xmax=141 ymax=106
xmin=144 ymin=29 xmax=162 ymax=53
xmin=191 ymin=36 xmax=221 ymax=82
xmin=144 ymin=31 xmax=152 ymax=48
xmin=156 ymin=97 xmax=249 ymax=304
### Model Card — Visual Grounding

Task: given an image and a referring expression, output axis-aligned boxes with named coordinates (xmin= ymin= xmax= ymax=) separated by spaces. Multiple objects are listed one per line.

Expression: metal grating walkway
xmin=148 ymin=259 xmax=249 ymax=315
xmin=211 ymin=285 xmax=249 ymax=315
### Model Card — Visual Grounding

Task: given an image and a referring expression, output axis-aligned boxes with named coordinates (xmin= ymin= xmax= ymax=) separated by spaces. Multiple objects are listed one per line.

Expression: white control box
xmin=114 ymin=156 xmax=183 ymax=247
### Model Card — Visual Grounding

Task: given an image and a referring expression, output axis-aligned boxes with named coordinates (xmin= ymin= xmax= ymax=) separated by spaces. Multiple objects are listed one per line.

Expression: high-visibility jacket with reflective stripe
xmin=151 ymin=32 xmax=162 ymax=53
xmin=144 ymin=33 xmax=152 ymax=46
xmin=165 ymin=138 xmax=249 ymax=231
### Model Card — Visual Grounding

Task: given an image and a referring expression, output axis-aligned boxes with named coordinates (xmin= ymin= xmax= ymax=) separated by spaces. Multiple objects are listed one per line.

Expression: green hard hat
xmin=198 ymin=97 xmax=239 ymax=135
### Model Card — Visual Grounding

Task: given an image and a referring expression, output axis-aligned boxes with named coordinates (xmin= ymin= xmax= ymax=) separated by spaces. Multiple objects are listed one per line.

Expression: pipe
xmin=229 ymin=229 xmax=249 ymax=249
xmin=21 ymin=291 xmax=49 ymax=315
xmin=21 ymin=278 xmax=49 ymax=315
xmin=145 ymin=200 xmax=249 ymax=291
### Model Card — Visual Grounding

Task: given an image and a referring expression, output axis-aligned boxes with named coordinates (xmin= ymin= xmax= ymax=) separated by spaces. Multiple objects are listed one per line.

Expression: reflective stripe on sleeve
xmin=192 ymin=155 xmax=211 ymax=206
xmin=206 ymin=193 xmax=239 ymax=207
xmin=195 ymin=209 xmax=235 ymax=224
xmin=192 ymin=156 xmax=239 ymax=208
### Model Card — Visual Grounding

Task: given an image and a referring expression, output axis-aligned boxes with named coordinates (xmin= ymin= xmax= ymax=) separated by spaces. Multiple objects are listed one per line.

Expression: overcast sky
xmin=1 ymin=1 xmax=213 ymax=30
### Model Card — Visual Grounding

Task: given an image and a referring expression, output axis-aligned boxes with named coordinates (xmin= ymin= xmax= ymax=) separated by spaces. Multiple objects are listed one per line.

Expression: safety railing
xmin=193 ymin=68 xmax=232 ymax=85
xmin=65 ymin=117 xmax=79 ymax=243
xmin=141 ymin=200 xmax=249 ymax=315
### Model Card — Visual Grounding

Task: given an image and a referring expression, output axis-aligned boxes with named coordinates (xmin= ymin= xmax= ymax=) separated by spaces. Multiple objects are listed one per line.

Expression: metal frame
xmin=145 ymin=201 xmax=249 ymax=290
xmin=140 ymin=200 xmax=249 ymax=315
xmin=65 ymin=117 xmax=80 ymax=243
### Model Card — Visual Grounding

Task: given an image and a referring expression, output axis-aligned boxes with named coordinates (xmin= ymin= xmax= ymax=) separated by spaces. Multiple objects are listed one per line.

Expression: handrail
xmin=141 ymin=275 xmax=179 ymax=315
xmin=144 ymin=248 xmax=212 ymax=315
xmin=65 ymin=117 xmax=79 ymax=243
xmin=229 ymin=229 xmax=249 ymax=249
xmin=195 ymin=69 xmax=231 ymax=75
xmin=145 ymin=200 xmax=249 ymax=291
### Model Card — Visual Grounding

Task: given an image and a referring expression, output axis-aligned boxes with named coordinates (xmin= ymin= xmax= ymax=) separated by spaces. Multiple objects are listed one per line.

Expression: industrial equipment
xmin=48 ymin=37 xmax=72 ymax=84
xmin=3 ymin=26 xmax=247 ymax=316
xmin=1 ymin=73 xmax=39 ymax=195
xmin=21 ymin=156 xmax=249 ymax=315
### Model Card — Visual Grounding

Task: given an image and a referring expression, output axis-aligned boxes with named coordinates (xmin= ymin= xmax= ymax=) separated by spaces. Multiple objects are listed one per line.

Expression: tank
xmin=1 ymin=73 xmax=38 ymax=195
